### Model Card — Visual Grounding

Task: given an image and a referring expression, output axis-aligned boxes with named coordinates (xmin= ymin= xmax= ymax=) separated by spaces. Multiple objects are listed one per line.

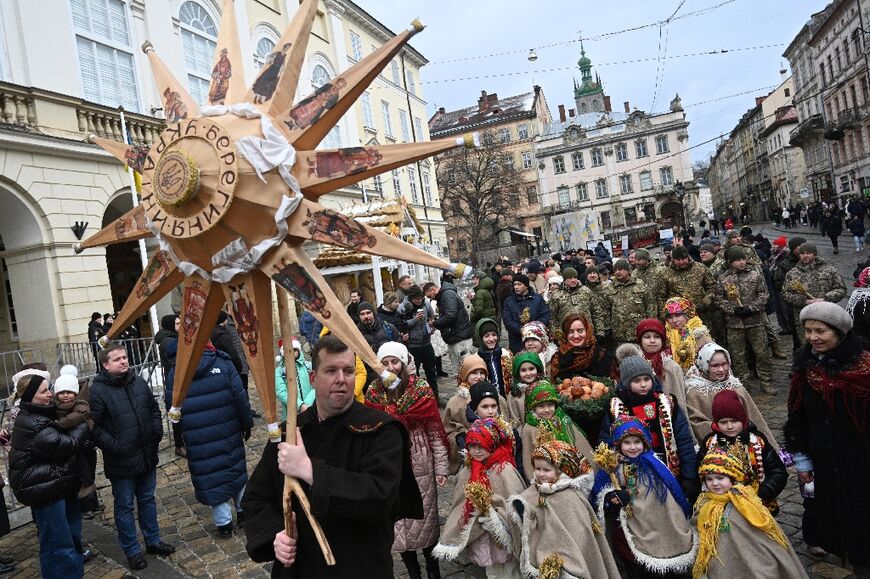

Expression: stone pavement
xmin=0 ymin=221 xmax=862 ymax=577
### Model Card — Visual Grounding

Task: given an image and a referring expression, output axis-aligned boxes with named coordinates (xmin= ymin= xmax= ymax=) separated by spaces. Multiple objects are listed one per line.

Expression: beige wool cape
xmin=443 ymin=388 xmax=510 ymax=474
xmin=508 ymin=473 xmax=621 ymax=579
xmin=692 ymin=498 xmax=808 ymax=578
xmin=520 ymin=422 xmax=597 ymax=481
xmin=596 ymin=469 xmax=698 ymax=574
xmin=684 ymin=370 xmax=778 ymax=449
xmin=432 ymin=462 xmax=526 ymax=565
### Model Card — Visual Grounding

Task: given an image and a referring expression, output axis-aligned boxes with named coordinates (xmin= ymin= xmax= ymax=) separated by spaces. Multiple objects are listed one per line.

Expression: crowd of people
xmin=5 ymin=215 xmax=870 ymax=579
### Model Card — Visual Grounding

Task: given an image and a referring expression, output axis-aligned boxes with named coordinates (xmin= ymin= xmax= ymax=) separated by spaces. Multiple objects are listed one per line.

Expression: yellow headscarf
xmin=693 ymin=447 xmax=789 ymax=579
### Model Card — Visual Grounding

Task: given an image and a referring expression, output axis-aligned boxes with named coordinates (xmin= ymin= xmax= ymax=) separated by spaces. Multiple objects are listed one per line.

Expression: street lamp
xmin=674 ymin=180 xmax=686 ymax=227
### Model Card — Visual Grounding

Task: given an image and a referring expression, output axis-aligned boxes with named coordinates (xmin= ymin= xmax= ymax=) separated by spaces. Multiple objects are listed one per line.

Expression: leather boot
xmin=400 ymin=551 xmax=422 ymax=579
xmin=770 ymin=343 xmax=788 ymax=359
xmin=423 ymin=547 xmax=441 ymax=579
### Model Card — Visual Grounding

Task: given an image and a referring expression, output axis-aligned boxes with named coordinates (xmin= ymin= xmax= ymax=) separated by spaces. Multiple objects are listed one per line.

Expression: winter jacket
xmin=276 ymin=353 xmax=315 ymax=421
xmin=397 ymin=298 xmax=433 ymax=348
xmin=502 ymin=289 xmax=550 ymax=352
xmin=358 ymin=316 xmax=400 ymax=353
xmin=89 ymin=368 xmax=163 ymax=480
xmin=773 ymin=252 xmax=799 ymax=291
xmin=299 ymin=311 xmax=323 ymax=347
xmin=165 ymin=341 xmax=253 ymax=506
xmin=9 ymin=402 xmax=88 ymax=506
xmin=495 ymin=275 xmax=514 ymax=313
xmin=850 ymin=219 xmax=866 ymax=237
xmin=87 ymin=320 xmax=104 ymax=345
xmin=470 ymin=276 xmax=497 ymax=324
xmin=376 ymin=305 xmax=404 ymax=335
xmin=433 ymin=282 xmax=473 ymax=345
xmin=156 ymin=328 xmax=178 ymax=383
xmin=827 ymin=214 xmax=843 ymax=237
xmin=226 ymin=318 xmax=250 ymax=375
xmin=211 ymin=325 xmax=244 ymax=375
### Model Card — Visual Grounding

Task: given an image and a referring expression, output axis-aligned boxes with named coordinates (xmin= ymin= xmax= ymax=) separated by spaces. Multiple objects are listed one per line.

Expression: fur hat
xmin=469 ymin=380 xmax=500 ymax=413
xmin=725 ymin=246 xmax=746 ymax=264
xmin=376 ymin=341 xmax=408 ymax=366
xmin=53 ymin=374 xmax=80 ymax=396
xmin=561 ymin=267 xmax=578 ymax=279
xmin=798 ymin=243 xmax=817 ymax=255
xmin=459 ymin=354 xmax=487 ymax=385
xmin=616 ymin=344 xmax=655 ymax=386
xmin=711 ymin=389 xmax=748 ymax=427
xmin=636 ymin=318 xmax=666 ymax=342
xmin=788 ymin=236 xmax=807 ymax=251
xmin=799 ymin=302 xmax=853 ymax=335
xmin=513 ymin=273 xmax=530 ymax=288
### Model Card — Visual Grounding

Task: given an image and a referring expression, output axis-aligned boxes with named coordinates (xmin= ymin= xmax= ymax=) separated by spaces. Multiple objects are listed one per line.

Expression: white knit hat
xmin=53 ymin=374 xmax=80 ymax=395
xmin=695 ymin=343 xmax=732 ymax=374
xmin=548 ymin=275 xmax=564 ymax=285
xmin=291 ymin=339 xmax=302 ymax=352
xmin=377 ymin=341 xmax=408 ymax=366
xmin=59 ymin=364 xmax=79 ymax=377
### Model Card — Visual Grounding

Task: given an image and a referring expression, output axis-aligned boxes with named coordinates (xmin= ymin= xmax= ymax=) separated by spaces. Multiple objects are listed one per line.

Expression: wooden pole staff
xmin=276 ymin=290 xmax=335 ymax=566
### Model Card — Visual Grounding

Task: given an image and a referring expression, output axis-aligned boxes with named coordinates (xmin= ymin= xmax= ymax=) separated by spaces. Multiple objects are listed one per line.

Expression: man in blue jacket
xmin=502 ymin=273 xmax=550 ymax=353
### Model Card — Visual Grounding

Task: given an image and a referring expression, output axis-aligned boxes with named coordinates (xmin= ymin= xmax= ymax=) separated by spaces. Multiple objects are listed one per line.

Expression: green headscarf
xmin=511 ymin=351 xmax=544 ymax=396
xmin=524 ymin=381 xmax=581 ymax=444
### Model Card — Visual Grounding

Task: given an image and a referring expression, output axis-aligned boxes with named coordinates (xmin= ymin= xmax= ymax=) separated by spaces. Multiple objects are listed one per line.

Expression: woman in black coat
xmin=10 ymin=375 xmax=88 ymax=578
xmin=825 ymin=210 xmax=843 ymax=254
xmin=784 ymin=302 xmax=870 ymax=573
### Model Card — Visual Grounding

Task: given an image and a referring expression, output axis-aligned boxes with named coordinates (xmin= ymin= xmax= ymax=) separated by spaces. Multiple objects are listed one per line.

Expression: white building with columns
xmin=0 ymin=0 xmax=444 ymax=362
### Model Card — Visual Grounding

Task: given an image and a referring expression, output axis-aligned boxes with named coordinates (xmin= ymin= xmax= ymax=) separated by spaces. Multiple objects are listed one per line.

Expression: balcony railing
xmin=789 ymin=113 xmax=824 ymax=146
xmin=0 ymin=80 xmax=165 ymax=145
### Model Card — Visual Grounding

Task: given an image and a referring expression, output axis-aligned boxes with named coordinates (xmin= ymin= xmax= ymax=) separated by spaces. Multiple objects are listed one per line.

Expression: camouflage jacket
xmin=548 ymin=284 xmax=605 ymax=336
xmin=781 ymin=258 xmax=847 ymax=308
xmin=704 ymin=256 xmax=728 ymax=280
xmin=656 ymin=261 xmax=717 ymax=316
xmin=632 ymin=262 xmax=661 ymax=298
xmin=715 ymin=268 xmax=769 ymax=328
xmin=604 ymin=277 xmax=657 ymax=342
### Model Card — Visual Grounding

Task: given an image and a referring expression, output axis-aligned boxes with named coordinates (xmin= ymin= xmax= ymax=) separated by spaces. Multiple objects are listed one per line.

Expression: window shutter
xmin=76 ymin=37 xmax=100 ymax=102
xmin=108 ymin=0 xmax=129 ymax=45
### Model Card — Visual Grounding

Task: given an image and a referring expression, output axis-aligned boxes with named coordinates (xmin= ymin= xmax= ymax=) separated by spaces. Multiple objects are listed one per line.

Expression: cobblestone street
xmin=0 ymin=221 xmax=863 ymax=578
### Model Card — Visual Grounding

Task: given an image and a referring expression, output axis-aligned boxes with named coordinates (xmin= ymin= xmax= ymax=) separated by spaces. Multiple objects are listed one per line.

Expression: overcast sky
xmin=371 ymin=0 xmax=831 ymax=162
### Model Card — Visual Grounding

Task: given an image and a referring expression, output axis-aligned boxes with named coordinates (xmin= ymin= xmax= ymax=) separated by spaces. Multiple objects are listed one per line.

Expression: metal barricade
xmin=0 ymin=347 xmax=45 ymax=398
xmin=55 ymin=337 xmax=164 ymax=394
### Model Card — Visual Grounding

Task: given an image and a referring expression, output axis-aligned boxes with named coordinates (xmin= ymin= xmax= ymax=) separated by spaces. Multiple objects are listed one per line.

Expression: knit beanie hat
xmin=54 ymin=374 xmax=80 ymax=396
xmin=477 ymin=318 xmax=500 ymax=342
xmin=469 ymin=380 xmax=500 ymax=413
xmin=459 ymin=354 xmax=487 ymax=384
xmin=19 ymin=374 xmax=45 ymax=403
xmin=526 ymin=259 xmax=544 ymax=274
xmin=699 ymin=243 xmax=715 ymax=254
xmin=726 ymin=230 xmax=740 ymax=242
xmin=512 ymin=350 xmax=544 ymax=381
xmin=357 ymin=301 xmax=375 ymax=314
xmin=616 ymin=345 xmax=655 ymax=386
xmin=799 ymin=302 xmax=853 ymax=335
xmin=798 ymin=243 xmax=817 ymax=255
xmin=726 ymin=246 xmax=746 ymax=264
xmin=160 ymin=314 xmax=177 ymax=332
xmin=548 ymin=275 xmax=563 ymax=285
xmin=671 ymin=246 xmax=689 ymax=260
xmin=513 ymin=273 xmax=530 ymax=288
xmin=772 ymin=235 xmax=787 ymax=248
xmin=59 ymin=364 xmax=79 ymax=377
xmin=788 ymin=236 xmax=807 ymax=251
xmin=634 ymin=249 xmax=651 ymax=261
xmin=636 ymin=318 xmax=666 ymax=342
xmin=740 ymin=226 xmax=753 ymax=237
xmin=562 ymin=267 xmax=578 ymax=279
xmin=377 ymin=341 xmax=409 ymax=366
xmin=614 ymin=259 xmax=631 ymax=271
xmin=711 ymin=389 xmax=748 ymax=427
xmin=382 ymin=292 xmax=398 ymax=306
xmin=698 ymin=445 xmax=746 ymax=481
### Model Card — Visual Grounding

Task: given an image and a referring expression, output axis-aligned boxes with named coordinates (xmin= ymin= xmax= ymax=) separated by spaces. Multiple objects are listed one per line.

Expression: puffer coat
xmin=90 ymin=368 xmax=163 ymax=480
xmin=9 ymin=402 xmax=88 ymax=506
xmin=165 ymin=341 xmax=253 ymax=506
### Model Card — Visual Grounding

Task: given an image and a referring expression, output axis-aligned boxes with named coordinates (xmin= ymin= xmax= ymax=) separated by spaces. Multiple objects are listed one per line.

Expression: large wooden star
xmin=77 ymin=0 xmax=472 ymax=434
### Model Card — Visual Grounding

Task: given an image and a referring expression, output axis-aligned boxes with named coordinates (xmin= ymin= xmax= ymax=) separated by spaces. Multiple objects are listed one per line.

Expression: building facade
xmin=428 ymin=86 xmax=553 ymax=260
xmin=759 ymin=76 xmax=808 ymax=211
xmin=0 ymin=0 xmax=444 ymax=355
xmin=536 ymin=48 xmax=695 ymax=250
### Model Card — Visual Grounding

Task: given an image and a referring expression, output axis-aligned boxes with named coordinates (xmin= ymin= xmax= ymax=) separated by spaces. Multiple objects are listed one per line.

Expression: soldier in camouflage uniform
xmin=604 ymin=259 xmax=657 ymax=346
xmin=715 ymin=247 xmax=774 ymax=394
xmin=773 ymin=236 xmax=806 ymax=348
xmin=781 ymin=243 xmax=848 ymax=345
xmin=548 ymin=267 xmax=605 ymax=339
xmin=632 ymin=248 xmax=661 ymax=307
xmin=656 ymin=245 xmax=717 ymax=329
xmin=700 ymin=242 xmax=728 ymax=348
xmin=584 ymin=267 xmax=611 ymax=339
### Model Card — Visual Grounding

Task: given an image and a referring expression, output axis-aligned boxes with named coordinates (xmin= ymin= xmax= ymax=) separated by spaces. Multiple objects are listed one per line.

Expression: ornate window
xmin=72 ymin=0 xmax=140 ymax=111
xmin=655 ymin=134 xmax=670 ymax=154
xmin=595 ymin=178 xmax=608 ymax=198
xmin=517 ymin=123 xmax=529 ymax=139
xmin=179 ymin=1 xmax=217 ymax=105
xmin=253 ymin=37 xmax=276 ymax=71
xmin=522 ymin=151 xmax=533 ymax=169
xmin=499 ymin=127 xmax=511 ymax=143
xmin=619 ymin=174 xmax=633 ymax=194
xmin=557 ymin=186 xmax=570 ymax=206
xmin=576 ymin=182 xmax=588 ymax=201
xmin=616 ymin=142 xmax=628 ymax=162
xmin=572 ymin=151 xmax=584 ymax=170
xmin=635 ymin=139 xmax=648 ymax=157
xmin=660 ymin=166 xmax=674 ymax=186
xmin=553 ymin=156 xmax=566 ymax=174
xmin=591 ymin=148 xmax=603 ymax=166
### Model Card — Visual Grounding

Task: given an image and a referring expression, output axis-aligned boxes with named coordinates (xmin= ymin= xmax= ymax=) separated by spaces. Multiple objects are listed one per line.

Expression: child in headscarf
xmin=635 ymin=318 xmax=687 ymax=410
xmin=591 ymin=416 xmax=698 ymax=578
xmin=508 ymin=351 xmax=545 ymax=428
xmin=663 ymin=297 xmax=711 ymax=370
xmin=433 ymin=417 xmax=525 ymax=578
xmin=696 ymin=390 xmax=787 ymax=514
xmin=521 ymin=382 xmax=595 ymax=480
xmin=508 ymin=440 xmax=621 ymax=579
xmin=693 ymin=446 xmax=808 ymax=579
xmin=520 ymin=321 xmax=556 ymax=375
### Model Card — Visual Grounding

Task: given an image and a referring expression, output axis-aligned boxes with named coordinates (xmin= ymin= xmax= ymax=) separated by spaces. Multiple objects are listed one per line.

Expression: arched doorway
xmin=659 ymin=200 xmax=685 ymax=227
xmin=0 ymin=185 xmax=55 ymax=352
xmin=102 ymin=193 xmax=147 ymax=335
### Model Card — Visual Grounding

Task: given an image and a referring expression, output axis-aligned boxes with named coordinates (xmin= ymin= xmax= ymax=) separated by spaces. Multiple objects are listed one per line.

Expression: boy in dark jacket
xmin=696 ymin=389 xmax=787 ymax=513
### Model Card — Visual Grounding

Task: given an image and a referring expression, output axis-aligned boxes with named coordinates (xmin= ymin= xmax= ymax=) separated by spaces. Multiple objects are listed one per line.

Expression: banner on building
xmin=549 ymin=210 xmax=601 ymax=252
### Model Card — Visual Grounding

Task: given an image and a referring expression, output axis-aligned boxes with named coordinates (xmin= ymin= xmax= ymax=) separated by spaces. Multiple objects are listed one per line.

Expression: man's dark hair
xmin=398 ymin=275 xmax=411 ymax=284
xmin=350 ymin=289 xmax=362 ymax=297
xmin=422 ymin=282 xmax=437 ymax=295
xmin=91 ymin=312 xmax=102 ymax=322
xmin=98 ymin=342 xmax=126 ymax=366
xmin=311 ymin=334 xmax=350 ymax=371
xmin=21 ymin=361 xmax=48 ymax=372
